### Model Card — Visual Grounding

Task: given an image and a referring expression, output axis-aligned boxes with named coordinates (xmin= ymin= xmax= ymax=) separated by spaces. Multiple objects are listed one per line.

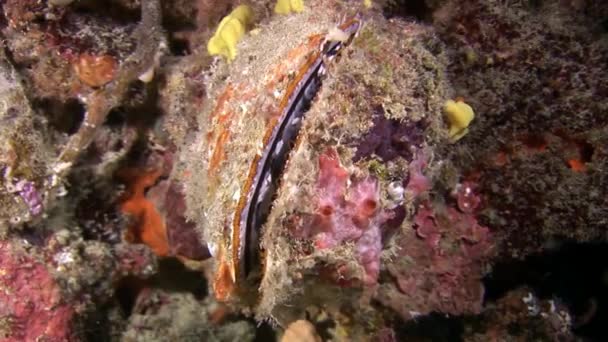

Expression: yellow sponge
xmin=444 ymin=99 xmax=475 ymax=141
xmin=207 ymin=5 xmax=253 ymax=61
xmin=274 ymin=0 xmax=304 ymax=15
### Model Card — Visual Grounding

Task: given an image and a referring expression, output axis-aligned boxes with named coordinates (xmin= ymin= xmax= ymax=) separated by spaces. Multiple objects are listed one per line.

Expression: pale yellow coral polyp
xmin=444 ymin=99 xmax=475 ymax=141
xmin=274 ymin=0 xmax=304 ymax=14
xmin=207 ymin=5 xmax=253 ymax=61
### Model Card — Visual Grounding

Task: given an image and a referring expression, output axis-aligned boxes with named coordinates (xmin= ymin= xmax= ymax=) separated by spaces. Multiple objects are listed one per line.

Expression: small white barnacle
xmin=57 ymin=185 xmax=68 ymax=197
xmin=388 ymin=181 xmax=405 ymax=203
xmin=232 ymin=188 xmax=241 ymax=201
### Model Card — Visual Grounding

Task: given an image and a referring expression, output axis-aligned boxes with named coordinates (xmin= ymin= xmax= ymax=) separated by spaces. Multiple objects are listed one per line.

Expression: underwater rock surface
xmin=0 ymin=0 xmax=606 ymax=340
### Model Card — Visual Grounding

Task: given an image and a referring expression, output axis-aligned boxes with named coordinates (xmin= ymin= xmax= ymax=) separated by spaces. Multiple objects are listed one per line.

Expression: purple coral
xmin=353 ymin=111 xmax=426 ymax=163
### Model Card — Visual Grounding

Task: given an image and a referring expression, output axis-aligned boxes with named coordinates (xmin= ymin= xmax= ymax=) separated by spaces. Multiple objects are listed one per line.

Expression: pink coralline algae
xmin=377 ymin=198 xmax=494 ymax=319
xmin=405 ymin=152 xmax=431 ymax=198
xmin=303 ymin=148 xmax=389 ymax=285
xmin=0 ymin=241 xmax=76 ymax=342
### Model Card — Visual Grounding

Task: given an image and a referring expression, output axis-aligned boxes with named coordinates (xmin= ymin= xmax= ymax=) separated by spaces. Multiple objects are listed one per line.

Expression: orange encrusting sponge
xmin=118 ymin=168 xmax=170 ymax=256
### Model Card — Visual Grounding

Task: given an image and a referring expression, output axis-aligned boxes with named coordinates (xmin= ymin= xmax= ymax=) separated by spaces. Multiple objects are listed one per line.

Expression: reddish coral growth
xmin=118 ymin=168 xmax=169 ymax=256
xmin=0 ymin=241 xmax=77 ymax=341
xmin=557 ymin=133 xmax=593 ymax=173
xmin=377 ymin=199 xmax=494 ymax=319
xmin=2 ymin=0 xmax=50 ymax=30
xmin=317 ymin=148 xmax=349 ymax=207
xmin=73 ymin=53 xmax=117 ymax=87
xmin=487 ymin=133 xmax=593 ymax=173
xmin=302 ymin=148 xmax=389 ymax=285
xmin=567 ymin=159 xmax=586 ymax=172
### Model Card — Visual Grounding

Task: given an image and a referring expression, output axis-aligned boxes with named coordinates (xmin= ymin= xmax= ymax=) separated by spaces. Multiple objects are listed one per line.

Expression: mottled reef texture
xmin=431 ymin=0 xmax=608 ymax=259
xmin=0 ymin=0 xmax=606 ymax=341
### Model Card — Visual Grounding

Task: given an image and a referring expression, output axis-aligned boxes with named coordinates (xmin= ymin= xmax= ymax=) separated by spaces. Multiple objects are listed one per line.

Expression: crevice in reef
xmin=483 ymin=241 xmax=608 ymax=340
xmin=167 ymin=37 xmax=191 ymax=56
xmin=382 ymin=0 xmax=433 ymax=22
xmin=252 ymin=320 xmax=277 ymax=342
xmin=115 ymin=257 xmax=208 ymax=317
xmin=114 ymin=80 xmax=162 ymax=128
xmin=79 ymin=302 xmax=123 ymax=342
xmin=34 ymin=97 xmax=86 ymax=135
xmin=394 ymin=313 xmax=465 ymax=341
xmin=70 ymin=0 xmax=141 ymax=25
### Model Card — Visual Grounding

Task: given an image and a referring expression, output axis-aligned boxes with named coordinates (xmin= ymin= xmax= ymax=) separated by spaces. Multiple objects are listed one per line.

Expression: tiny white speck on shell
xmin=138 ymin=66 xmax=155 ymax=83
xmin=326 ymin=27 xmax=349 ymax=42
xmin=207 ymin=241 xmax=219 ymax=258
xmin=388 ymin=181 xmax=405 ymax=202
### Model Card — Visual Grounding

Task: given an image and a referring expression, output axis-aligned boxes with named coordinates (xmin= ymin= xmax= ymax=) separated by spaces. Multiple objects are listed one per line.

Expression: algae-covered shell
xmin=182 ymin=0 xmax=451 ymax=321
